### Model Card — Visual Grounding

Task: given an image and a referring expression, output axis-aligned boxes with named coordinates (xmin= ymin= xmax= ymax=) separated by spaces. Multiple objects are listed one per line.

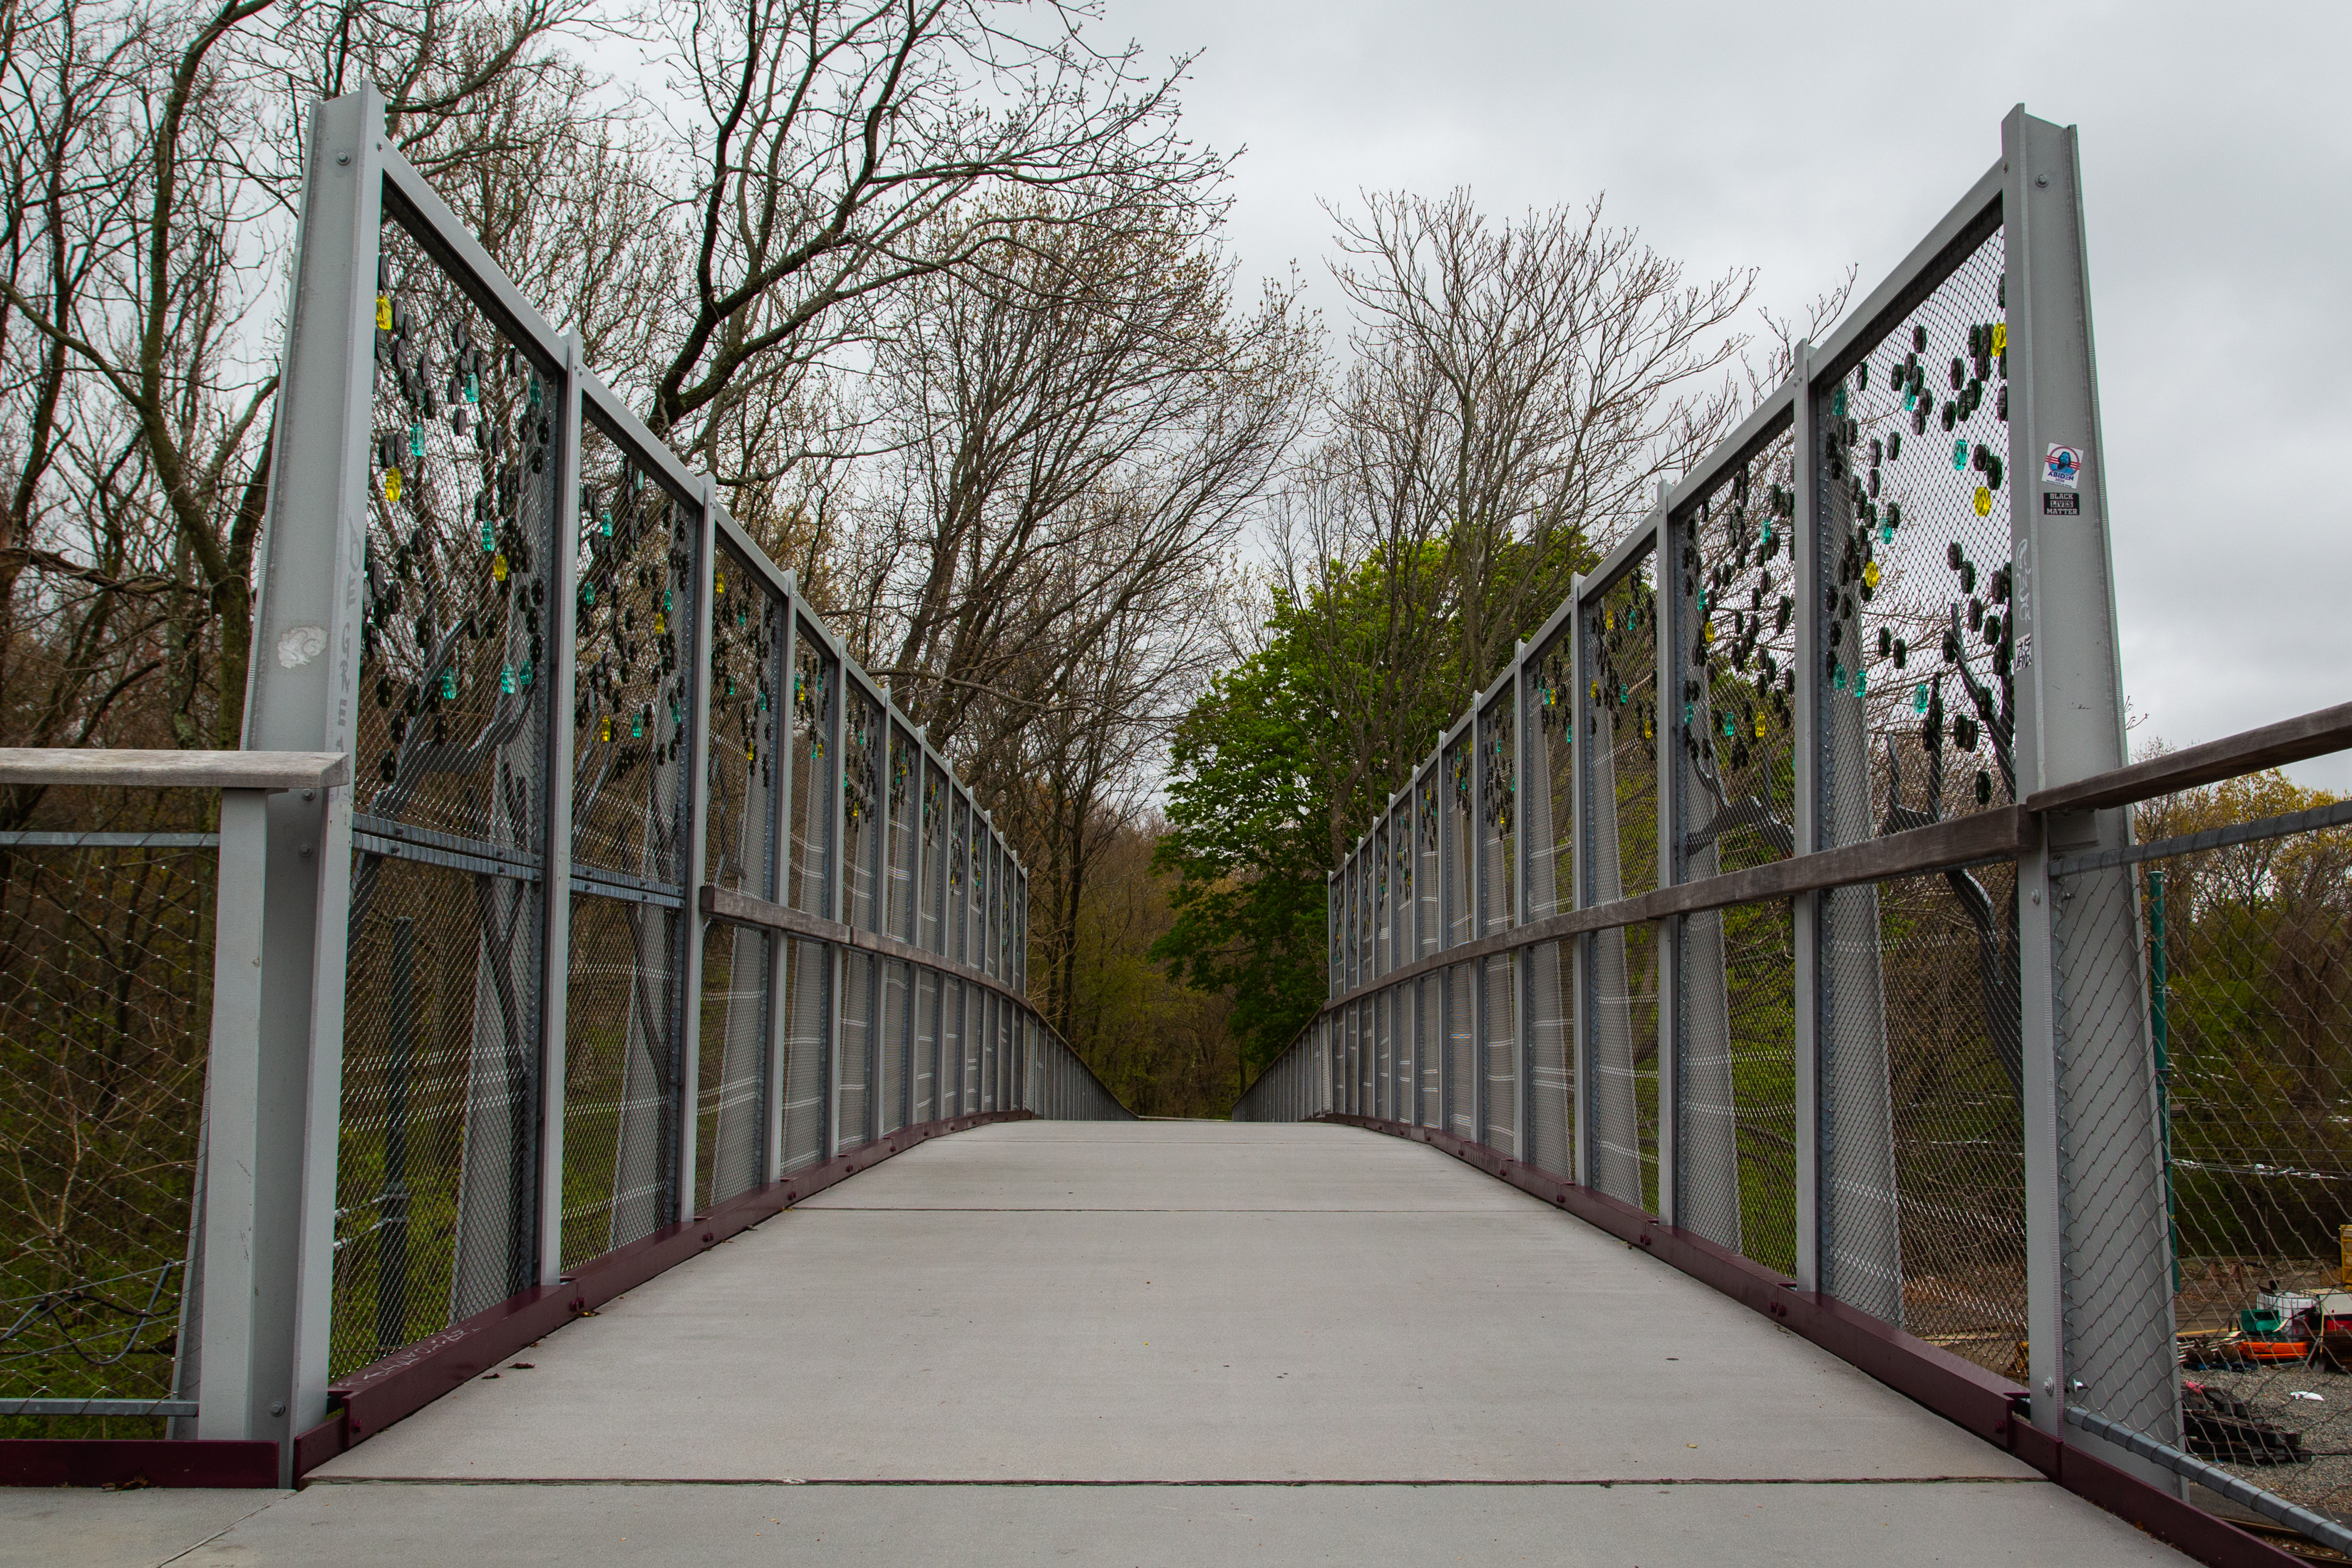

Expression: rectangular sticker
xmin=2043 ymin=491 xmax=2080 ymax=515
xmin=2044 ymin=443 xmax=2083 ymax=488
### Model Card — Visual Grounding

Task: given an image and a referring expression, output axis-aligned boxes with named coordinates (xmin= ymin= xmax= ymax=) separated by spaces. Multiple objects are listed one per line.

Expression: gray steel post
xmin=1567 ymin=574 xmax=1592 ymax=1190
xmin=239 ymin=85 xmax=381 ymax=1480
xmin=1512 ymin=652 xmax=1531 ymax=1157
xmin=674 ymin=478 xmax=718 ymax=1218
xmin=1651 ymin=496 xmax=1680 ymax=1226
xmin=826 ymin=629 xmax=847 ymax=1157
xmin=762 ymin=598 xmax=798 ymax=1181
xmin=1790 ymin=344 xmax=1823 ymax=1294
xmin=2005 ymin=107 xmax=2172 ymax=1475
xmin=194 ymin=788 xmax=269 ymax=1442
xmin=535 ymin=334 xmax=583 ymax=1283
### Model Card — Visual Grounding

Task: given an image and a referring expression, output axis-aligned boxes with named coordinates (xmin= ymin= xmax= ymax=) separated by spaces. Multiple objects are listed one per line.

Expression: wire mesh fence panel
xmin=880 ymin=958 xmax=908 ymax=1137
xmin=2055 ymin=789 xmax=2352 ymax=1508
xmin=1526 ymin=939 xmax=1573 ymax=1177
xmin=343 ymin=215 xmax=556 ymax=1373
xmin=0 ymin=832 xmax=215 ymax=1426
xmin=1870 ymin=869 xmax=2027 ymax=1365
xmin=1675 ymin=420 xmax=1802 ymax=873
xmin=695 ymin=923 xmax=768 ymax=1211
xmin=781 ymin=937 xmax=830 ymax=1174
xmin=1583 ymin=917 xmax=1662 ymax=1214
xmin=1713 ymin=899 xmax=1799 ymax=1277
xmin=572 ymin=420 xmax=695 ymax=890
xmin=1418 ymin=976 xmax=1442 ymax=1128
xmin=887 ymin=727 xmax=917 ymax=946
xmin=559 ymin=893 xmax=680 ymax=1268
xmin=913 ymin=967 xmax=938 ymax=1124
xmin=1815 ymin=219 xmax=2016 ymax=844
xmin=788 ymin=625 xmax=836 ymax=916
xmin=1446 ymin=965 xmax=1475 ymax=1138
xmin=1484 ymin=956 xmax=1517 ymax=1157
xmin=840 ymin=951 xmax=872 ymax=1147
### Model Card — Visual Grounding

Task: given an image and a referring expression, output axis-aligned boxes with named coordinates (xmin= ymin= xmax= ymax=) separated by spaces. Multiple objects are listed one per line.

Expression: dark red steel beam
xmin=0 ymin=1438 xmax=278 ymax=1489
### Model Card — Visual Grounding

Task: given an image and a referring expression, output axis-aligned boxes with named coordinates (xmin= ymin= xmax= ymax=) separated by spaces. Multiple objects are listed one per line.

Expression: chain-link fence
xmin=2058 ymin=781 xmax=2352 ymax=1527
xmin=0 ymin=804 xmax=217 ymax=1436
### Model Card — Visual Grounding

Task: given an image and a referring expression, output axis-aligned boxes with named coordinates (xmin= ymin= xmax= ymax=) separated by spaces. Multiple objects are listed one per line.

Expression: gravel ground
xmin=2187 ymin=1357 xmax=2352 ymax=1515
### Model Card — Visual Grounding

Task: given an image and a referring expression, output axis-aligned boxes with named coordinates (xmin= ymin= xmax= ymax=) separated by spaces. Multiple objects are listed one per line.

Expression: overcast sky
xmin=1091 ymin=0 xmax=2352 ymax=788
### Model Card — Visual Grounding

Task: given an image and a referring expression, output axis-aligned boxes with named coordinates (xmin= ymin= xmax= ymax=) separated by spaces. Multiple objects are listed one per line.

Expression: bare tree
xmin=1279 ymin=190 xmax=1758 ymax=852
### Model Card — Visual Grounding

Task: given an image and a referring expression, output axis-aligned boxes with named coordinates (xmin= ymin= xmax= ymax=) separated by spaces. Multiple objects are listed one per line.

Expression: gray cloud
xmin=1103 ymin=0 xmax=2352 ymax=788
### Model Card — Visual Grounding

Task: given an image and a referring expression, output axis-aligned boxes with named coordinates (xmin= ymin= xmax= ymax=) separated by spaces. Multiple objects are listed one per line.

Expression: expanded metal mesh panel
xmin=879 ymin=957 xmax=908 ymax=1136
xmin=912 ymin=967 xmax=939 ymax=1123
xmin=780 ymin=937 xmax=830 ymax=1174
xmin=1 ymin=835 xmax=214 ymax=1413
xmin=788 ymin=625 xmax=836 ymax=915
xmin=1680 ymin=900 xmax=1798 ymax=1274
xmin=1443 ymin=739 xmax=1473 ymax=947
xmin=919 ymin=760 xmax=947 ymax=954
xmin=1590 ymin=919 xmax=1661 ymax=1214
xmin=966 ymin=815 xmax=987 ymax=974
xmin=1372 ymin=822 xmax=1391 ymax=980
xmin=1587 ymin=555 xmax=1660 ymax=904
xmin=706 ymin=544 xmax=780 ymax=900
xmin=885 ymin=728 xmax=917 ymax=942
xmin=839 ymin=950 xmax=873 ymax=1147
xmin=1419 ymin=976 xmax=1442 ymax=1128
xmin=1673 ymin=418 xmax=1801 ymax=880
xmin=560 ymin=894 xmax=679 ymax=1269
xmin=1527 ymin=938 xmax=1573 ymax=1178
xmin=336 ymin=860 xmax=540 ymax=1377
xmin=572 ymin=417 xmax=694 ymax=889
xmin=1416 ymin=771 xmax=1442 ymax=960
xmin=1482 ymin=956 xmax=1517 ymax=1156
xmin=949 ymin=795 xmax=970 ymax=966
xmin=1817 ymin=870 xmax=2026 ymax=1353
xmin=1815 ymin=220 xmax=2015 ymax=850
xmin=344 ymin=217 xmax=554 ymax=1374
xmin=936 ymin=973 xmax=964 ymax=1123
xmin=1481 ymin=693 xmax=1515 ymax=934
xmin=842 ymin=684 xmax=883 ymax=933
xmin=1526 ymin=624 xmax=1574 ymax=921
xmin=1447 ymin=964 xmax=1475 ymax=1138
xmin=359 ymin=220 xmax=557 ymax=849
xmin=695 ymin=923 xmax=769 ymax=1211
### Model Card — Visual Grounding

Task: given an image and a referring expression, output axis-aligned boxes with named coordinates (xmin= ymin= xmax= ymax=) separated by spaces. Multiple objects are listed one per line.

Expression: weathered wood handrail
xmin=0 ymin=748 xmax=349 ymax=792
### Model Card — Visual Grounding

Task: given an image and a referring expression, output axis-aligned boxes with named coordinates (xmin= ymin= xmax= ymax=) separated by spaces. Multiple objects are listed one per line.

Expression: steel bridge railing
xmin=1235 ymin=102 xmax=2352 ymax=1567
xmin=0 ymin=80 xmax=1125 ymax=1489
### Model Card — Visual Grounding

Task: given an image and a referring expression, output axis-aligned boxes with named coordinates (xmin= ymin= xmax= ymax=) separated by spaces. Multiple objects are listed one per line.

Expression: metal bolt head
xmin=2035 ymin=175 xmax=2050 ymax=188
xmin=269 ymin=1401 xmax=287 ymax=1416
xmin=336 ymin=153 xmax=351 ymax=167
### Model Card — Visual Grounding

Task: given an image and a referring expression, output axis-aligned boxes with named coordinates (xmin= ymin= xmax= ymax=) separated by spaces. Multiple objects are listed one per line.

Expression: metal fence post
xmin=826 ymin=637 xmax=848 ymax=1156
xmin=194 ymin=789 xmax=269 ymax=1443
xmin=238 ymin=83 xmax=381 ymax=1480
xmin=535 ymin=334 xmax=583 ymax=1283
xmin=761 ymin=592 xmax=798 ymax=1181
xmin=674 ymin=479 xmax=718 ymax=1218
xmin=1652 ymin=495 xmax=1681 ymax=1226
xmin=1790 ymin=342 xmax=1823 ymax=1294
xmin=2003 ymin=107 xmax=2172 ymax=1477
xmin=1569 ymin=575 xmax=1593 ymax=1188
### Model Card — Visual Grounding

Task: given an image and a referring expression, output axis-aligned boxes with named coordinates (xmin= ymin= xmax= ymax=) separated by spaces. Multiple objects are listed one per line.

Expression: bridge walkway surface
xmin=7 ymin=1120 xmax=2185 ymax=1565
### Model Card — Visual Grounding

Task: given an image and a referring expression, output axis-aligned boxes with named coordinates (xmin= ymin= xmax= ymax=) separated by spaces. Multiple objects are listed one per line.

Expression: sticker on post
xmin=2043 ymin=492 xmax=2080 ymax=515
xmin=2043 ymin=443 xmax=2083 ymax=489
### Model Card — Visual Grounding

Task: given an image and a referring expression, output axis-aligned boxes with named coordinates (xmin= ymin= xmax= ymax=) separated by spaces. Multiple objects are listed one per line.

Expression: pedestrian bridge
xmin=7 ymin=93 xmax=2347 ymax=1568
xmin=13 ymin=1121 xmax=2183 ymax=1565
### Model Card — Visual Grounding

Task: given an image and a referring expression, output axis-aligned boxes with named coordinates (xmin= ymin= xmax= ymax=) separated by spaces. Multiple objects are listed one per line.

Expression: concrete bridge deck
xmin=9 ymin=1121 xmax=2183 ymax=1564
